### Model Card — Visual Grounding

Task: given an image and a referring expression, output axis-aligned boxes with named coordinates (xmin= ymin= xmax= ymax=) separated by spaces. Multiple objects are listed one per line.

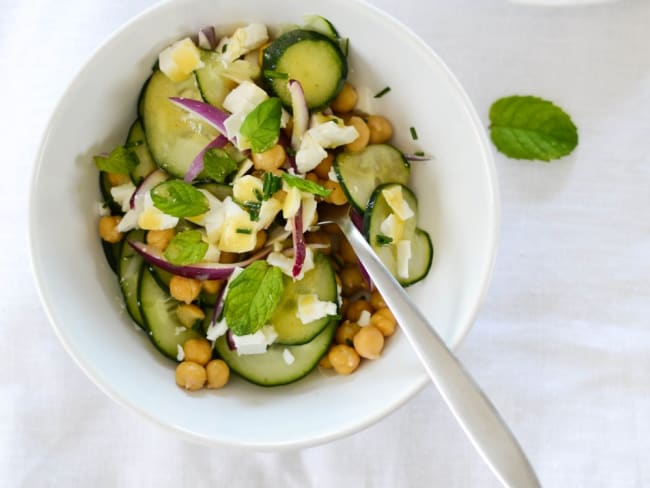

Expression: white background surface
xmin=1 ymin=0 xmax=649 ymax=486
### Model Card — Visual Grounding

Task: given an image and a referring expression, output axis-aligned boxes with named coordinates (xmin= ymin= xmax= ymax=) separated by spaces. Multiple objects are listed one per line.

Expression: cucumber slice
xmin=126 ymin=119 xmax=158 ymax=184
xmin=149 ymin=264 xmax=173 ymax=290
xmin=102 ymin=239 xmax=121 ymax=275
xmin=99 ymin=172 xmax=122 ymax=215
xmin=363 ymin=183 xmax=433 ymax=286
xmin=195 ymin=49 xmax=237 ymax=109
xmin=214 ymin=321 xmax=336 ymax=387
xmin=303 ymin=15 xmax=339 ymax=39
xmin=262 ymin=29 xmax=347 ymax=110
xmin=119 ymin=230 xmax=146 ymax=329
xmin=271 ymin=253 xmax=338 ymax=345
xmin=139 ymin=267 xmax=203 ymax=360
xmin=140 ymin=70 xmax=219 ymax=178
xmin=195 ymin=181 xmax=233 ymax=200
xmin=334 ymin=144 xmax=410 ymax=213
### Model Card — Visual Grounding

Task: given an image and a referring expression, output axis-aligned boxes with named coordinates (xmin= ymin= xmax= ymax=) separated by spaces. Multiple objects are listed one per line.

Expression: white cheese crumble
xmin=358 ymin=310 xmax=372 ymax=327
xmin=328 ymin=165 xmax=338 ymax=182
xmin=206 ymin=320 xmax=228 ymax=341
xmin=296 ymin=294 xmax=337 ymax=324
xmin=379 ymin=213 xmax=404 ymax=242
xmin=382 ymin=186 xmax=414 ymax=221
xmin=218 ymin=23 xmax=269 ymax=63
xmin=282 ymin=348 xmax=295 ymax=365
xmin=138 ymin=192 xmax=179 ymax=231
xmin=97 ymin=202 xmax=110 ymax=217
xmin=159 ymin=37 xmax=204 ymax=82
xmin=176 ymin=344 xmax=185 ymax=361
xmin=355 ymin=86 xmax=375 ymax=114
xmin=267 ymin=247 xmax=315 ymax=280
xmin=396 ymin=239 xmax=412 ymax=279
xmin=174 ymin=326 xmax=186 ymax=337
xmin=295 ymin=122 xmax=358 ymax=173
xmin=110 ymin=182 xmax=136 ymax=212
xmin=232 ymin=325 xmax=278 ymax=356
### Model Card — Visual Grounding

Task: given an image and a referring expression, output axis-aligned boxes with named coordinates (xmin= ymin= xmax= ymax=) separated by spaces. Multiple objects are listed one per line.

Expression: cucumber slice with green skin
xmin=195 ymin=49 xmax=237 ymax=109
xmin=214 ymin=321 xmax=336 ymax=387
xmin=195 ymin=181 xmax=233 ymax=200
xmin=119 ymin=230 xmax=146 ymax=329
xmin=139 ymin=267 xmax=203 ymax=360
xmin=262 ymin=29 xmax=347 ymax=110
xmin=303 ymin=15 xmax=339 ymax=39
xmin=363 ymin=183 xmax=433 ymax=286
xmin=334 ymin=144 xmax=410 ymax=213
xmin=102 ymin=239 xmax=121 ymax=275
xmin=99 ymin=172 xmax=122 ymax=214
xmin=140 ymin=70 xmax=219 ymax=178
xmin=271 ymin=253 xmax=338 ymax=345
xmin=126 ymin=119 xmax=158 ymax=185
xmin=149 ymin=264 xmax=173 ymax=290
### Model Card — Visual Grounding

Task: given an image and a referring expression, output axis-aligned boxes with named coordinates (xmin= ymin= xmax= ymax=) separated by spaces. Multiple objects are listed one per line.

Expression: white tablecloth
xmin=2 ymin=0 xmax=649 ymax=486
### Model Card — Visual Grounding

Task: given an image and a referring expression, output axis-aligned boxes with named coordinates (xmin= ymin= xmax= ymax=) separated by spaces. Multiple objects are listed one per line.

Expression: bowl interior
xmin=30 ymin=0 xmax=498 ymax=448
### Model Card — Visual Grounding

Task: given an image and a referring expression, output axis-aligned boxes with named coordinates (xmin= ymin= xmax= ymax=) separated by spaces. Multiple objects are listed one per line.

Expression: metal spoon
xmin=318 ymin=204 xmax=541 ymax=488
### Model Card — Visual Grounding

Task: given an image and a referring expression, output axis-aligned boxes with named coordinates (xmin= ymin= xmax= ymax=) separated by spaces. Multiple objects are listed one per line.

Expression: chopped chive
xmin=233 ymin=198 xmax=261 ymax=221
xmin=221 ymin=43 xmax=228 ymax=53
xmin=236 ymin=228 xmax=253 ymax=235
xmin=253 ymin=188 xmax=263 ymax=201
xmin=375 ymin=234 xmax=393 ymax=246
xmin=374 ymin=86 xmax=391 ymax=98
xmin=414 ymin=151 xmax=425 ymax=157
xmin=410 ymin=127 xmax=418 ymax=140
xmin=262 ymin=172 xmax=282 ymax=200
xmin=264 ymin=70 xmax=289 ymax=80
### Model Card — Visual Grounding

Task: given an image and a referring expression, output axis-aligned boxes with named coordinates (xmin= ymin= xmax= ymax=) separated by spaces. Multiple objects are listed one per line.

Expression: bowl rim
xmin=28 ymin=0 xmax=500 ymax=450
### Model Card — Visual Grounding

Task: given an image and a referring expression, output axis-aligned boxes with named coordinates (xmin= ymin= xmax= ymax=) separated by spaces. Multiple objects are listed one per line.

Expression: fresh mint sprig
xmin=150 ymin=180 xmax=209 ymax=217
xmin=164 ymin=230 xmax=208 ymax=265
xmin=489 ymin=95 xmax=578 ymax=161
xmin=93 ymin=146 xmax=139 ymax=174
xmin=202 ymin=148 xmax=238 ymax=183
xmin=239 ymin=98 xmax=282 ymax=153
xmin=282 ymin=173 xmax=331 ymax=197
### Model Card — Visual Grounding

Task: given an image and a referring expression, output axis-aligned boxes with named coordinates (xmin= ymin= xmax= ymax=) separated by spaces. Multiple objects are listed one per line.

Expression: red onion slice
xmin=129 ymin=169 xmax=168 ymax=210
xmin=209 ymin=281 xmax=228 ymax=326
xmin=291 ymin=203 xmax=306 ymax=278
xmin=288 ymin=79 xmax=309 ymax=151
xmin=168 ymin=97 xmax=229 ymax=136
xmin=197 ymin=26 xmax=217 ymax=49
xmin=226 ymin=330 xmax=236 ymax=351
xmin=128 ymin=241 xmax=272 ymax=280
xmin=184 ymin=135 xmax=228 ymax=182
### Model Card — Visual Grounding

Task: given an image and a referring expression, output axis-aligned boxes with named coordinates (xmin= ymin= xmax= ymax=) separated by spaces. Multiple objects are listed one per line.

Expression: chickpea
xmin=107 ymin=172 xmax=130 ymax=186
xmin=335 ymin=320 xmax=361 ymax=346
xmin=340 ymin=297 xmax=350 ymax=319
xmin=305 ymin=172 xmax=321 ymax=184
xmin=353 ymin=325 xmax=384 ymax=359
xmin=183 ymin=338 xmax=212 ymax=365
xmin=175 ymin=361 xmax=207 ymax=390
xmin=98 ymin=215 xmax=123 ymax=243
xmin=340 ymin=265 xmax=366 ymax=295
xmin=331 ymin=83 xmax=358 ymax=114
xmin=345 ymin=116 xmax=370 ymax=153
xmin=206 ymin=359 xmax=230 ymax=389
xmin=367 ymin=115 xmax=393 ymax=144
xmin=328 ymin=344 xmax=361 ymax=375
xmin=319 ymin=352 xmax=333 ymax=369
xmin=254 ymin=230 xmax=267 ymax=251
xmin=202 ymin=279 xmax=224 ymax=295
xmin=305 ymin=230 xmax=331 ymax=254
xmin=338 ymin=238 xmax=357 ymax=264
xmin=176 ymin=303 xmax=205 ymax=328
xmin=252 ymin=144 xmax=286 ymax=171
xmin=323 ymin=180 xmax=347 ymax=206
xmin=313 ymin=153 xmax=334 ymax=180
xmin=370 ymin=307 xmax=397 ymax=337
xmin=219 ymin=252 xmax=240 ymax=264
xmin=146 ymin=228 xmax=175 ymax=252
xmin=369 ymin=289 xmax=387 ymax=310
xmin=169 ymin=275 xmax=202 ymax=304
xmin=346 ymin=300 xmax=373 ymax=322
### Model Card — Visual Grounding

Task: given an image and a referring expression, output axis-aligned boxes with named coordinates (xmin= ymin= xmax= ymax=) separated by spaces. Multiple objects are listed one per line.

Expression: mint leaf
xmin=262 ymin=172 xmax=282 ymax=200
xmin=489 ymin=96 xmax=578 ymax=161
xmin=150 ymin=180 xmax=209 ymax=217
xmin=223 ymin=261 xmax=284 ymax=336
xmin=282 ymin=173 xmax=332 ymax=197
xmin=239 ymin=98 xmax=282 ymax=153
xmin=164 ymin=230 xmax=208 ymax=265
xmin=93 ymin=146 xmax=139 ymax=174
xmin=201 ymin=148 xmax=238 ymax=183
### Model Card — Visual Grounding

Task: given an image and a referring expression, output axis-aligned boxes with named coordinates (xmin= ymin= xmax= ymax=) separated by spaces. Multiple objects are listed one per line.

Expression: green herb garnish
xmin=239 ymin=98 xmax=282 ymax=153
xmin=150 ymin=180 xmax=210 ymax=218
xmin=262 ymin=172 xmax=282 ymax=200
xmin=374 ymin=86 xmax=391 ymax=98
xmin=223 ymin=261 xmax=284 ymax=336
xmin=409 ymin=126 xmax=418 ymax=140
xmin=375 ymin=234 xmax=393 ymax=246
xmin=164 ymin=230 xmax=208 ymax=265
xmin=264 ymin=70 xmax=289 ymax=80
xmin=489 ymin=95 xmax=578 ymax=161
xmin=201 ymin=148 xmax=238 ymax=183
xmin=236 ymin=228 xmax=253 ymax=235
xmin=414 ymin=151 xmax=425 ymax=157
xmin=93 ymin=146 xmax=139 ymax=175
xmin=282 ymin=173 xmax=332 ymax=197
xmin=234 ymin=199 xmax=261 ymax=222
xmin=222 ymin=43 xmax=228 ymax=53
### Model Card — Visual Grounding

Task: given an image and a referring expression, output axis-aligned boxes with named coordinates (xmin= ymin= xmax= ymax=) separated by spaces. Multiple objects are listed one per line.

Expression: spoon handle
xmin=336 ymin=215 xmax=540 ymax=488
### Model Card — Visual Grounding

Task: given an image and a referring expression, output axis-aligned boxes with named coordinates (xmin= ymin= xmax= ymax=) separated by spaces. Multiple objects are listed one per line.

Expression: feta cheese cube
xmin=382 ymin=186 xmax=414 ymax=221
xmin=309 ymin=121 xmax=358 ymax=148
xmin=295 ymin=133 xmax=328 ymax=173
xmin=138 ymin=192 xmax=179 ymax=230
xmin=176 ymin=344 xmax=185 ymax=361
xmin=223 ymin=81 xmax=268 ymax=115
xmin=358 ymin=310 xmax=371 ymax=327
xmin=110 ymin=182 xmax=136 ymax=212
xmin=221 ymin=23 xmax=269 ymax=63
xmin=206 ymin=320 xmax=228 ymax=341
xmin=282 ymin=348 xmax=295 ymax=365
xmin=396 ymin=239 xmax=412 ymax=279
xmin=231 ymin=324 xmax=277 ymax=356
xmin=379 ymin=213 xmax=404 ymax=242
xmin=296 ymin=294 xmax=337 ymax=324
xmin=159 ymin=37 xmax=204 ymax=83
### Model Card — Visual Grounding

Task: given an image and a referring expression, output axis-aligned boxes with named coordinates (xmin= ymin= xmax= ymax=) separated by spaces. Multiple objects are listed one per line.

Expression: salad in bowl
xmin=94 ymin=16 xmax=433 ymax=391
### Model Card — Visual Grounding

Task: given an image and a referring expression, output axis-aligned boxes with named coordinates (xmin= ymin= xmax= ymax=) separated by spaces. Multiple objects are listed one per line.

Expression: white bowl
xmin=29 ymin=0 xmax=498 ymax=449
